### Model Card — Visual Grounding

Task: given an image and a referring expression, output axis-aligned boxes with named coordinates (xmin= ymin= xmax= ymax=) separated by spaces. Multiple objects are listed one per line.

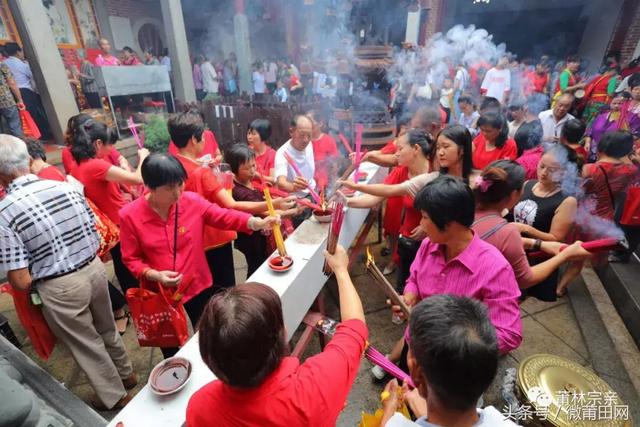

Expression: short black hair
xmin=225 ymin=143 xmax=256 ymax=174
xmin=141 ymin=153 xmax=187 ymax=189
xmin=123 ymin=46 xmax=135 ymax=54
xmin=474 ymin=160 xmax=525 ymax=208
xmin=409 ymin=295 xmax=499 ymax=411
xmin=25 ymin=138 xmax=47 ymax=161
xmin=479 ymin=96 xmax=501 ymax=113
xmin=566 ymin=54 xmax=580 ymax=64
xmin=508 ymin=102 xmax=524 ymax=111
xmin=167 ymin=112 xmax=205 ymax=149
xmin=248 ymin=119 xmax=272 ymax=142
xmin=628 ymin=73 xmax=640 ymax=90
xmin=437 ymin=124 xmax=473 ymax=181
xmin=4 ymin=42 xmax=20 ymax=56
xmin=598 ymin=131 xmax=634 ymax=158
xmin=477 ymin=112 xmax=509 ymax=148
xmin=560 ymin=118 xmax=585 ymax=144
xmin=457 ymin=96 xmax=474 ymax=106
xmin=514 ymin=120 xmax=543 ymax=155
xmin=414 ymin=175 xmax=475 ymax=230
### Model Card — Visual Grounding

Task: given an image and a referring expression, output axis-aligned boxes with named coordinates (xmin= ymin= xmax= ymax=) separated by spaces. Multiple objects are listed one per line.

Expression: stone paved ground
xmin=1 ymin=238 xmax=638 ymax=425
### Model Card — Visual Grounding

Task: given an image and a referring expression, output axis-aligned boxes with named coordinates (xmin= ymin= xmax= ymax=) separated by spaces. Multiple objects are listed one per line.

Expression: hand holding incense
xmin=365 ymin=247 xmax=411 ymax=318
xmin=282 ymin=152 xmax=322 ymax=204
xmin=527 ymin=237 xmax=627 ymax=259
xmin=263 ymin=187 xmax=287 ymax=257
xmin=323 ymin=194 xmax=346 ymax=275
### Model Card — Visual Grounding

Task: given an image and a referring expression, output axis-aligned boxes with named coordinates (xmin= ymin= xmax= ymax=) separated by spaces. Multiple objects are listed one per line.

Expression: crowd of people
xmin=0 ymin=47 xmax=639 ymax=427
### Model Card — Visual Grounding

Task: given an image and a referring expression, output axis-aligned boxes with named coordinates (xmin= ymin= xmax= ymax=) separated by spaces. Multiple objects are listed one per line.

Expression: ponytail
xmin=69 ymin=116 xmax=111 ymax=163
xmin=473 ymin=160 xmax=525 ymax=209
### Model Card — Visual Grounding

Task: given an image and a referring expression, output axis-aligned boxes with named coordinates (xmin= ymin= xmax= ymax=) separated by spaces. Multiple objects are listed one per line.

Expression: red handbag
xmin=1 ymin=284 xmax=56 ymax=360
xmin=85 ymin=198 xmax=120 ymax=258
xmin=125 ymin=202 xmax=190 ymax=348
xmin=19 ymin=110 xmax=41 ymax=140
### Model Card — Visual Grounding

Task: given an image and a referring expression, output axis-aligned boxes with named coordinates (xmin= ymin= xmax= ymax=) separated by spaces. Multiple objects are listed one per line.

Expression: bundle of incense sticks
xmin=282 ymin=152 xmax=322 ymax=204
xmin=365 ymin=247 xmax=411 ymax=318
xmin=127 ymin=117 xmax=144 ymax=149
xmin=365 ymin=345 xmax=415 ymax=388
xmin=528 ymin=237 xmax=627 ymax=259
xmin=263 ymin=187 xmax=287 ymax=256
xmin=253 ymin=181 xmax=322 ymax=211
xmin=353 ymin=124 xmax=364 ymax=184
xmin=338 ymin=133 xmax=354 ymax=154
xmin=323 ymin=195 xmax=346 ymax=274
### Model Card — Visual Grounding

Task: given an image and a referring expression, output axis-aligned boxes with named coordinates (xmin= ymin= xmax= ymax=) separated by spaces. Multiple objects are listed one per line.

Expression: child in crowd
xmin=439 ymin=77 xmax=454 ymax=124
xmin=227 ymin=144 xmax=300 ymax=276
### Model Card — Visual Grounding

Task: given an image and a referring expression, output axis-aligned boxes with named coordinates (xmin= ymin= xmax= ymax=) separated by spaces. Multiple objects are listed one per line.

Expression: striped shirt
xmin=0 ymin=175 xmax=99 ymax=280
xmin=404 ymin=232 xmax=522 ymax=354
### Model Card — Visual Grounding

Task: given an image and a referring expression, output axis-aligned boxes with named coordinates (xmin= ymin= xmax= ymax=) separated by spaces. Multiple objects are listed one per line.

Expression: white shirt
xmin=454 ymin=67 xmax=470 ymax=92
xmin=538 ymin=109 xmax=575 ymax=142
xmin=440 ymin=87 xmax=453 ymax=109
xmin=201 ymin=61 xmax=218 ymax=94
xmin=274 ymin=140 xmax=316 ymax=198
xmin=161 ymin=56 xmax=171 ymax=73
xmin=275 ymin=87 xmax=288 ymax=103
xmin=265 ymin=62 xmax=277 ymax=83
xmin=253 ymin=71 xmax=266 ymax=94
xmin=386 ymin=406 xmax=519 ymax=427
xmin=4 ymin=56 xmax=34 ymax=90
xmin=481 ymin=67 xmax=511 ymax=100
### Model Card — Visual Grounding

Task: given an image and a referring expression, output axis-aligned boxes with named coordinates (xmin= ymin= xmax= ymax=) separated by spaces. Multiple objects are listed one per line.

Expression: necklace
xmin=533 ymin=182 xmax=560 ymax=198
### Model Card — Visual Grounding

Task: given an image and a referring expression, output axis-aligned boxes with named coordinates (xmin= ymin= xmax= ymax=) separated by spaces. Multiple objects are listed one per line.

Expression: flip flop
xmin=114 ymin=312 xmax=129 ymax=336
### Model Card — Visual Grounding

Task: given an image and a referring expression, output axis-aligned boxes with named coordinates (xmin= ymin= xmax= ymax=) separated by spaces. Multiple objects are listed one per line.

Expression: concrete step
xmin=568 ymin=267 xmax=640 ymax=420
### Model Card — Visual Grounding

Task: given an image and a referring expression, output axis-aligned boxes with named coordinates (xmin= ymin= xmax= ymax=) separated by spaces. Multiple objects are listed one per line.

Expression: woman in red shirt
xmin=246 ymin=118 xmax=276 ymax=184
xmin=70 ymin=117 xmax=149 ymax=294
xmin=472 ymin=112 xmax=518 ymax=170
xmin=307 ymin=108 xmax=339 ymax=187
xmin=346 ymin=129 xmax=434 ymax=292
xmin=119 ymin=154 xmax=277 ymax=357
xmin=186 ymin=245 xmax=367 ymax=427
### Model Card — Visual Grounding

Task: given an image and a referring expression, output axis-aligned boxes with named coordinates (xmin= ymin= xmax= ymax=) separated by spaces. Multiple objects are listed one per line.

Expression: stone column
xmin=160 ymin=0 xmax=196 ymax=103
xmin=8 ymin=0 xmax=79 ymax=144
xmin=234 ymin=0 xmax=253 ymax=95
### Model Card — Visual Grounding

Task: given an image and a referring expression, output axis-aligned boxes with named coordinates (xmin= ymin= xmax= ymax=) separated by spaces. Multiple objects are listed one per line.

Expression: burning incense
xmin=338 ymin=133 xmax=354 ymax=154
xmin=323 ymin=194 xmax=346 ymax=274
xmin=127 ymin=117 xmax=144 ymax=149
xmin=365 ymin=345 xmax=415 ymax=388
xmin=353 ymin=124 xmax=364 ymax=184
xmin=263 ymin=186 xmax=287 ymax=257
xmin=282 ymin=152 xmax=322 ymax=204
xmin=528 ymin=237 xmax=627 ymax=259
xmin=253 ymin=182 xmax=322 ymax=211
xmin=365 ymin=247 xmax=411 ymax=318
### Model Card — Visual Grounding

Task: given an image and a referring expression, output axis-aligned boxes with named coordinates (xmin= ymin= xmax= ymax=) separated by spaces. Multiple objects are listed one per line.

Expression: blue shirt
xmin=4 ymin=56 xmax=33 ymax=90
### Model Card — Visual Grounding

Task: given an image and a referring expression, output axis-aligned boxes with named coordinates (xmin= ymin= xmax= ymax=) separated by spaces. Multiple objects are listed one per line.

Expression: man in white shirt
xmin=379 ymin=295 xmax=518 ymax=427
xmin=274 ymin=115 xmax=315 ymax=225
xmin=201 ymin=57 xmax=219 ymax=101
xmin=481 ymin=56 xmax=511 ymax=105
xmin=3 ymin=42 xmax=52 ymax=140
xmin=252 ymin=62 xmax=266 ymax=97
xmin=538 ymin=93 xmax=575 ymax=143
xmin=265 ymin=60 xmax=278 ymax=93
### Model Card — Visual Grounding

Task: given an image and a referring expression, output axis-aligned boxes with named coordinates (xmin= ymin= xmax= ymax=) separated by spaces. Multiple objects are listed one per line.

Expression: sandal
xmin=114 ymin=312 xmax=130 ymax=336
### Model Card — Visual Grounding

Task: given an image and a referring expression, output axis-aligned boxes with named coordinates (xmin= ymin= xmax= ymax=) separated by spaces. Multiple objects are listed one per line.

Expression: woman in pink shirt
xmin=472 ymin=160 xmax=591 ymax=289
xmin=402 ymin=175 xmax=523 ymax=354
xmin=119 ymin=154 xmax=278 ymax=358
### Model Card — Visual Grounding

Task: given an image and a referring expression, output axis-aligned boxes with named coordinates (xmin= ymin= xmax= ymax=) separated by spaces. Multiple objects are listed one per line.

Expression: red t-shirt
xmin=312 ymin=134 xmax=339 ymax=163
xmin=72 ymin=158 xmax=124 ymax=225
xmin=174 ymin=154 xmax=236 ymax=249
xmin=37 ymin=165 xmax=66 ymax=182
xmin=186 ymin=319 xmax=368 ymax=427
xmin=472 ymin=134 xmax=518 ymax=170
xmin=383 ymin=166 xmax=408 ymax=236
xmin=380 ymin=139 xmax=397 ymax=155
xmin=255 ymin=146 xmax=276 ymax=178
xmin=62 ymin=146 xmax=122 ymax=174
xmin=168 ymin=130 xmax=220 ymax=158
xmin=583 ymin=162 xmax=638 ymax=221
xmin=531 ymin=73 xmax=549 ymax=94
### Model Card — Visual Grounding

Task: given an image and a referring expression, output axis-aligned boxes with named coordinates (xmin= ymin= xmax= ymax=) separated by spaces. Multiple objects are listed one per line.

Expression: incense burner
xmin=313 ymin=208 xmax=334 ymax=223
xmin=268 ymin=255 xmax=293 ymax=272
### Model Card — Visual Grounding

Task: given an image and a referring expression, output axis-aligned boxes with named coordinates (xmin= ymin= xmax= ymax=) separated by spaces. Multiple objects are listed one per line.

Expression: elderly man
xmin=0 ymin=135 xmax=134 ymax=411
xmin=274 ymin=114 xmax=315 ymax=225
xmin=538 ymin=92 xmax=575 ymax=143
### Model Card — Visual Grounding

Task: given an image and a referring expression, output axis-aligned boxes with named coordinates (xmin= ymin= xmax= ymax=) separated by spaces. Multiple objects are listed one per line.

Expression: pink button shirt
xmin=119 ymin=191 xmax=252 ymax=302
xmin=404 ymin=232 xmax=522 ymax=354
xmin=95 ymin=54 xmax=121 ymax=66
